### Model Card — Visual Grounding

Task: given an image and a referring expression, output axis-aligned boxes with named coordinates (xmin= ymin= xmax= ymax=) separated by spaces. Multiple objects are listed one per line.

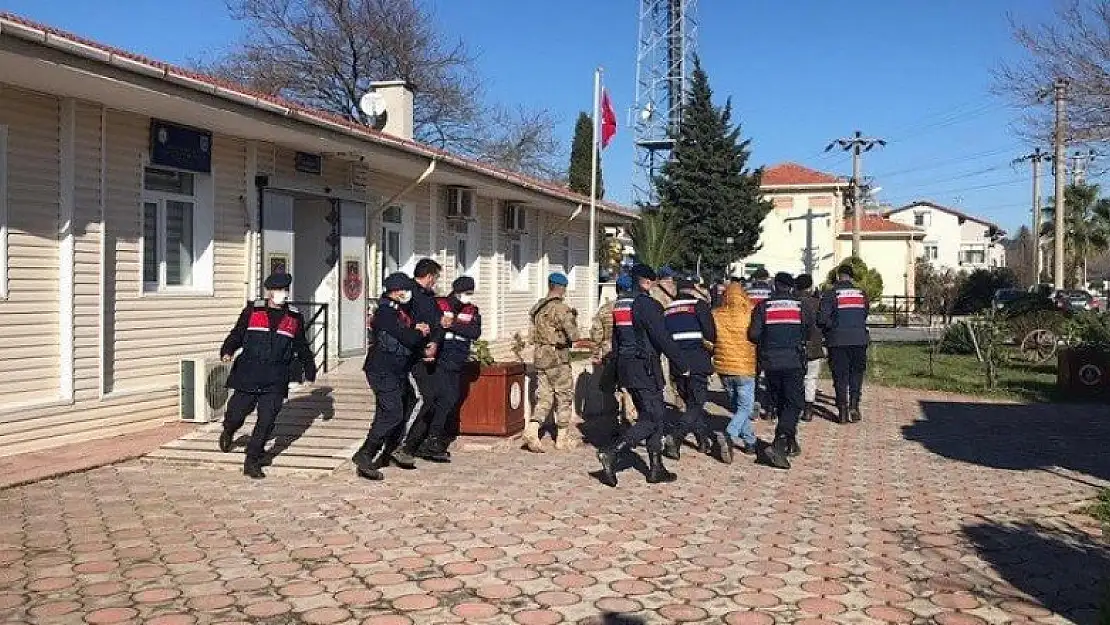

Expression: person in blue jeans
xmin=712 ymin=282 xmax=759 ymax=454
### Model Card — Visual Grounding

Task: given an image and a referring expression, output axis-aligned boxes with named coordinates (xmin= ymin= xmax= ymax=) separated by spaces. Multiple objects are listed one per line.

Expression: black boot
xmin=800 ymin=403 xmax=814 ymax=422
xmin=849 ymin=402 xmax=863 ymax=423
xmin=218 ymin=429 xmax=235 ymax=453
xmin=390 ymin=449 xmax=417 ymax=470
xmin=695 ymin=432 xmax=712 ymax=455
xmin=756 ymin=438 xmax=791 ymax=470
xmin=596 ymin=442 xmax=627 ymax=488
xmin=837 ymin=404 xmax=851 ymax=425
xmin=415 ymin=437 xmax=451 ymax=463
xmin=662 ymin=434 xmax=681 ymax=461
xmin=243 ymin=459 xmax=266 ymax=479
xmin=647 ymin=450 xmax=678 ymax=484
xmin=787 ymin=436 xmax=801 ymax=457
xmin=352 ymin=438 xmax=385 ymax=481
xmin=715 ymin=431 xmax=733 ymax=465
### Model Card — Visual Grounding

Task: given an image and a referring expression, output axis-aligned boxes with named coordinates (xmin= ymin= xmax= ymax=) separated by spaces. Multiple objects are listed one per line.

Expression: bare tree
xmin=995 ymin=0 xmax=1110 ymax=143
xmin=203 ymin=0 xmax=564 ymax=179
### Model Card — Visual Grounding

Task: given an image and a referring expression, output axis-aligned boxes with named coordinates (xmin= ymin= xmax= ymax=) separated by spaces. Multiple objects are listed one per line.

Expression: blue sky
xmin=4 ymin=0 xmax=1059 ymax=233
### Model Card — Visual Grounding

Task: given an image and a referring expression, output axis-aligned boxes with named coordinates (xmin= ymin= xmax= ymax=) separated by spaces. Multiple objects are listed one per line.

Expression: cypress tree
xmin=567 ymin=112 xmax=603 ymax=199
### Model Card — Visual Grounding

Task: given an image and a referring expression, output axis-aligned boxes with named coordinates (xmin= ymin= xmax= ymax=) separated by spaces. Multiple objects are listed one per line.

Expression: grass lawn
xmin=862 ymin=343 xmax=1058 ymax=403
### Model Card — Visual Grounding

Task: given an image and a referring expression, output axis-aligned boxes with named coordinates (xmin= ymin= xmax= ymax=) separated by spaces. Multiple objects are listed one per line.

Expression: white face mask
xmin=457 ymin=293 xmax=473 ymax=305
xmin=269 ymin=290 xmax=289 ymax=305
xmin=397 ymin=290 xmax=413 ymax=304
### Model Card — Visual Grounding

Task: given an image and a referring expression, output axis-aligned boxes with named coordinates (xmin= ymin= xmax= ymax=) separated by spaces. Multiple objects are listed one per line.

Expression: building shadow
xmin=904 ymin=400 xmax=1110 ymax=483
xmin=961 ymin=520 xmax=1110 ymax=624
xmin=579 ymin=614 xmax=647 ymax=625
xmin=239 ymin=386 xmax=335 ymax=465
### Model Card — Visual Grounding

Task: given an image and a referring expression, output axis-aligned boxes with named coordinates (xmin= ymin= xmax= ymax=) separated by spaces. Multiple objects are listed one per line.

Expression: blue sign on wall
xmin=150 ymin=120 xmax=212 ymax=173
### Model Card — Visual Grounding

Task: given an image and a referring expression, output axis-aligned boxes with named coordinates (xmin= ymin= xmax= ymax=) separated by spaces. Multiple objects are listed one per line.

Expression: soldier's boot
xmin=218 ymin=428 xmax=235 ymax=453
xmin=849 ymin=401 xmax=863 ymax=423
xmin=800 ymin=403 xmax=814 ymax=422
xmin=554 ymin=426 xmax=580 ymax=451
xmin=352 ymin=438 xmax=385 ymax=481
xmin=596 ymin=441 xmax=628 ymax=488
xmin=756 ymin=438 xmax=791 ymax=470
xmin=662 ymin=434 xmax=681 ymax=461
xmin=646 ymin=450 xmax=678 ymax=484
xmin=695 ymin=431 xmax=712 ymax=456
xmin=787 ymin=436 xmax=802 ymax=457
xmin=243 ymin=458 xmax=266 ymax=479
xmin=837 ymin=404 xmax=851 ymax=425
xmin=714 ymin=431 xmax=733 ymax=465
xmin=522 ymin=421 xmax=545 ymax=453
xmin=416 ymin=437 xmax=451 ymax=463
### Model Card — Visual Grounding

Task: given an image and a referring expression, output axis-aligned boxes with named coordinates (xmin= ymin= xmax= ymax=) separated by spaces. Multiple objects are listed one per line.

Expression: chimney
xmin=369 ymin=80 xmax=414 ymax=140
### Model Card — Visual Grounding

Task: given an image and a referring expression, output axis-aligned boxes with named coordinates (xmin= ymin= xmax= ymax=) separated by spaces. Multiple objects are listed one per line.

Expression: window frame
xmin=560 ymin=234 xmax=576 ymax=289
xmin=0 ymin=125 xmax=7 ymax=300
xmin=139 ymin=162 xmax=214 ymax=296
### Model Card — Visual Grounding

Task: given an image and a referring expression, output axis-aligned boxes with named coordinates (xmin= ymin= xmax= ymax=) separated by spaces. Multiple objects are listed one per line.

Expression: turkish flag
xmin=600 ymin=89 xmax=617 ymax=149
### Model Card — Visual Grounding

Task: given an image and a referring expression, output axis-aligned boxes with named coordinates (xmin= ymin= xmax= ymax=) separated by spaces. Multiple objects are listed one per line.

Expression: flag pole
xmin=587 ymin=67 xmax=601 ymax=322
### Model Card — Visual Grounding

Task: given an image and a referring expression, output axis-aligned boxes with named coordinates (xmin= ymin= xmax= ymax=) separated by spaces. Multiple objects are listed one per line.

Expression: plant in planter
xmin=455 ymin=339 xmax=527 ymax=436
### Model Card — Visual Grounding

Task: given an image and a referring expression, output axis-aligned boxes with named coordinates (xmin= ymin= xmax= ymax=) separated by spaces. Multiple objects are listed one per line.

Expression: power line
xmin=869 ymin=144 xmax=1024 ymax=179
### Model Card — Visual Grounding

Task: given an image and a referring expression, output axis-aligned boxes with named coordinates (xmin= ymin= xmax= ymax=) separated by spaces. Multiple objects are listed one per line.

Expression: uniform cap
xmin=837 ymin=264 xmax=856 ymax=279
xmin=548 ymin=272 xmax=569 ymax=287
xmin=795 ymin=274 xmax=814 ymax=290
xmin=615 ymin=273 xmax=634 ymax=292
xmin=629 ymin=264 xmax=657 ymax=281
xmin=264 ymin=272 xmax=292 ymax=290
xmin=383 ymin=272 xmax=412 ymax=291
xmin=452 ymin=276 xmax=476 ymax=293
xmin=774 ymin=272 xmax=795 ymax=288
xmin=751 ymin=268 xmax=770 ymax=280
xmin=657 ymin=265 xmax=676 ymax=279
xmin=677 ymin=277 xmax=697 ymax=291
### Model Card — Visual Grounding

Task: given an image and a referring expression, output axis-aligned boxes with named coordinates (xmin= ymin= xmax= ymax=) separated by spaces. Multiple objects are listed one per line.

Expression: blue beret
xmin=264 ymin=272 xmax=292 ymax=289
xmin=453 ymin=276 xmax=475 ymax=292
xmin=615 ymin=273 xmax=634 ymax=291
xmin=548 ymin=272 xmax=569 ymax=287
xmin=629 ymin=264 xmax=657 ymax=281
xmin=657 ymin=265 xmax=676 ymax=278
xmin=383 ymin=272 xmax=412 ymax=292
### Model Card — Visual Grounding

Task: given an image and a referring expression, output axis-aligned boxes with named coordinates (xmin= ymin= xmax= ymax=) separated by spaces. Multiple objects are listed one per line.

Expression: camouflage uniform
xmin=524 ymin=294 xmax=580 ymax=451
xmin=591 ymin=299 xmax=637 ymax=425
xmin=650 ymin=281 xmax=682 ymax=409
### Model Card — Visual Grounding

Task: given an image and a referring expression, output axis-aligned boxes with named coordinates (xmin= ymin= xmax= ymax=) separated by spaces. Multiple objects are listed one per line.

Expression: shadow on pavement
xmin=586 ymin=614 xmax=647 ymax=625
xmin=962 ymin=520 xmax=1110 ymax=624
xmin=246 ymin=386 xmax=335 ymax=465
xmin=904 ymin=400 xmax=1110 ymax=483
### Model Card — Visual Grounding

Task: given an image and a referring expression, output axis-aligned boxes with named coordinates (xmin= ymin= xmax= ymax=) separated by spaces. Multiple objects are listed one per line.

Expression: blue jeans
xmin=721 ymin=375 xmax=756 ymax=447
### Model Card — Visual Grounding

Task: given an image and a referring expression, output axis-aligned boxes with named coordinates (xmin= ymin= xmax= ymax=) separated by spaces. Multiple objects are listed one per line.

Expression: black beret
xmin=383 ymin=272 xmax=412 ymax=292
xmin=837 ymin=264 xmax=856 ymax=279
xmin=629 ymin=264 xmax=657 ymax=281
xmin=752 ymin=268 xmax=770 ymax=280
xmin=452 ymin=276 xmax=476 ymax=293
xmin=677 ymin=277 xmax=696 ymax=291
xmin=794 ymin=274 xmax=814 ymax=290
xmin=264 ymin=272 xmax=292 ymax=289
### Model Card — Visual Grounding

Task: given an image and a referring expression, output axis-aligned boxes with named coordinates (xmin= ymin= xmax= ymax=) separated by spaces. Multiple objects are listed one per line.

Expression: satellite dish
xmin=640 ymin=102 xmax=654 ymax=121
xmin=358 ymin=91 xmax=388 ymax=130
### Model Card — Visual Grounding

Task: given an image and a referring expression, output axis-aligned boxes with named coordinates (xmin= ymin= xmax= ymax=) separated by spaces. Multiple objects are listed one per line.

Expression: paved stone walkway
xmin=2 ymin=386 xmax=1109 ymax=625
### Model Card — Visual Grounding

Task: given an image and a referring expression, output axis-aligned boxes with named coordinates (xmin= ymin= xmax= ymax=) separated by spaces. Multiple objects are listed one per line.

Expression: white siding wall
xmin=890 ymin=206 xmax=962 ymax=271
xmin=746 ymin=190 xmax=840 ymax=278
xmin=838 ymin=237 xmax=918 ymax=298
xmin=73 ymin=101 xmax=103 ymax=403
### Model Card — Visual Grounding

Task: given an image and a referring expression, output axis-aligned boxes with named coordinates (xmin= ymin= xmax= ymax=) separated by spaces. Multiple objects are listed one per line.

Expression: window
xmin=914 ymin=211 xmax=930 ymax=227
xmin=501 ymin=203 xmax=527 ymax=232
xmin=445 ymin=186 xmax=474 ymax=219
xmin=0 ymin=126 xmax=7 ymax=299
xmin=142 ymin=166 xmax=204 ymax=292
xmin=923 ymin=244 xmax=938 ymax=261
xmin=381 ymin=205 xmax=403 ymax=274
xmin=960 ymin=249 xmax=986 ymax=265
xmin=508 ymin=232 xmax=531 ymax=291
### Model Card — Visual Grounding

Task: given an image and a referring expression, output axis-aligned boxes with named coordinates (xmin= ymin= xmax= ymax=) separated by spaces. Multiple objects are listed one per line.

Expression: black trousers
xmin=764 ymin=368 xmax=804 ymax=440
xmin=402 ymin=363 xmax=455 ymax=451
xmin=674 ymin=372 xmax=711 ymax=441
xmin=366 ymin=371 xmax=409 ymax=443
xmin=828 ymin=345 xmax=868 ymax=407
xmin=621 ymin=388 xmax=668 ymax=452
xmin=222 ymin=390 xmax=285 ymax=462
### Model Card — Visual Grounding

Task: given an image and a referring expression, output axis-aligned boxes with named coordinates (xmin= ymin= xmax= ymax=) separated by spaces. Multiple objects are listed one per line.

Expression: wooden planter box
xmin=1057 ymin=347 xmax=1110 ymax=398
xmin=458 ymin=361 xmax=527 ymax=436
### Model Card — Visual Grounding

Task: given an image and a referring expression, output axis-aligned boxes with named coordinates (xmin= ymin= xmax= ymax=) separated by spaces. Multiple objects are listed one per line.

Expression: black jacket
xmin=796 ymin=289 xmax=826 ymax=360
xmin=612 ymin=289 xmax=689 ymax=390
xmin=364 ymin=296 xmax=426 ymax=376
xmin=663 ymin=291 xmax=718 ymax=374
xmin=819 ymin=280 xmax=870 ymax=347
xmin=748 ymin=288 xmax=812 ymax=371
xmin=221 ymin=301 xmax=317 ymax=395
xmin=439 ymin=295 xmax=482 ymax=369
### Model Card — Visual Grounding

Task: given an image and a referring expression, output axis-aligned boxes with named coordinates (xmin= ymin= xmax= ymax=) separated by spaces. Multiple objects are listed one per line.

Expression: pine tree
xmin=655 ymin=57 xmax=771 ymax=273
xmin=567 ymin=112 xmax=603 ymax=199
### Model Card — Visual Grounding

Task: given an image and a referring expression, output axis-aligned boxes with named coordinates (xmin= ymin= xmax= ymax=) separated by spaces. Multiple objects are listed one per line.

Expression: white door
xmin=261 ymin=190 xmax=295 ymax=295
xmin=339 ymin=200 xmax=367 ymax=356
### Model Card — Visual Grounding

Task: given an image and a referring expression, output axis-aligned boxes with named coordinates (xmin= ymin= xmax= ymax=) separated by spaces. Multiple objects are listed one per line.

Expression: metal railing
xmin=869 ymin=296 xmax=930 ymax=328
xmin=292 ymin=301 xmax=329 ymax=374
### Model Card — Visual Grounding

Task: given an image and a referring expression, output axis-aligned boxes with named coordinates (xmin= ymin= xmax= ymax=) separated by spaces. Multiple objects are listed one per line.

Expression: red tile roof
xmin=762 ymin=162 xmax=845 ymax=186
xmin=840 ymin=214 xmax=924 ymax=235
xmin=0 ymin=12 xmax=635 ymax=218
xmin=887 ymin=200 xmax=1001 ymax=232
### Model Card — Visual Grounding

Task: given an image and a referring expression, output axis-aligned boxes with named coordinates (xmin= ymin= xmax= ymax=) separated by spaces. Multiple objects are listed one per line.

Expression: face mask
xmin=397 ymin=290 xmax=413 ymax=304
xmin=457 ymin=294 xmax=473 ymax=305
xmin=270 ymin=290 xmax=289 ymax=305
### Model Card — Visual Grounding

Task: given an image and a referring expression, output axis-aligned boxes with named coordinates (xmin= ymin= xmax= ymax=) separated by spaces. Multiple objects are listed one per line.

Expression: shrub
xmin=1005 ymin=309 xmax=1068 ymax=343
xmin=939 ymin=322 xmax=977 ymax=355
xmin=954 ymin=267 xmax=1019 ymax=314
xmin=1064 ymin=311 xmax=1110 ymax=348
xmin=825 ymin=256 xmax=883 ymax=303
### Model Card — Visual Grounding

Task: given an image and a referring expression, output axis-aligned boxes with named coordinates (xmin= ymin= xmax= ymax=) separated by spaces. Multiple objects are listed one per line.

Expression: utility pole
xmin=1070 ymin=148 xmax=1097 ymax=185
xmin=1052 ymin=78 xmax=1068 ymax=289
xmin=1013 ymin=148 xmax=1051 ymax=285
xmin=826 ymin=130 xmax=886 ymax=258
xmin=784 ymin=206 xmax=830 ymax=276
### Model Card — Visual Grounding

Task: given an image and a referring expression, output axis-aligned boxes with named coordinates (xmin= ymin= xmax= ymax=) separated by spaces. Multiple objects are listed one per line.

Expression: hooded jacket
xmin=711 ymin=283 xmax=758 ymax=377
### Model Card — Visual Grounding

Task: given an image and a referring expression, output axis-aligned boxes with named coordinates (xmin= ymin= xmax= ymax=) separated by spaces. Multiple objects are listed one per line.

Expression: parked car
xmin=1053 ymin=289 xmax=1095 ymax=312
xmin=992 ymin=288 xmax=1025 ymax=312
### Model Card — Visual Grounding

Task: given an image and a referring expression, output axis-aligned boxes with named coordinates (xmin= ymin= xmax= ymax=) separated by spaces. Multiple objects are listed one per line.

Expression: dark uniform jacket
xmin=664 ymin=291 xmax=718 ymax=374
xmin=410 ymin=283 xmax=444 ymax=363
xmin=437 ymin=295 xmax=482 ymax=369
xmin=364 ymin=296 xmax=426 ymax=376
xmin=612 ymin=289 xmax=689 ymax=390
xmin=818 ymin=280 xmax=870 ymax=347
xmin=747 ymin=280 xmax=773 ymax=307
xmin=748 ymin=288 xmax=813 ymax=371
xmin=221 ymin=301 xmax=317 ymax=395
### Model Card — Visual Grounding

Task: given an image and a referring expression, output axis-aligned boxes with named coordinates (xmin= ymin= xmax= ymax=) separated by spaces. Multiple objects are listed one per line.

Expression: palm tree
xmin=628 ymin=209 xmax=682 ymax=270
xmin=1041 ymin=183 xmax=1110 ymax=287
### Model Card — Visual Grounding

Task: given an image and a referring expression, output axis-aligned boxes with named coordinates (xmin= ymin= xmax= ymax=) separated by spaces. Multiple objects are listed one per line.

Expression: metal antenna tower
xmin=631 ymin=0 xmax=698 ymax=208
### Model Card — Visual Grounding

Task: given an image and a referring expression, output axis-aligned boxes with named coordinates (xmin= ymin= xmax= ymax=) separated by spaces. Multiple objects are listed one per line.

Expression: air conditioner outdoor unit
xmin=179 ymin=357 xmax=232 ymax=423
xmin=445 ymin=186 xmax=474 ymax=219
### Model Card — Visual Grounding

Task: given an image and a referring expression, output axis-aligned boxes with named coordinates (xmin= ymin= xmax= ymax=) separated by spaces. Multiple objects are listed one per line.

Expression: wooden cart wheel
xmin=1019 ymin=329 xmax=1058 ymax=364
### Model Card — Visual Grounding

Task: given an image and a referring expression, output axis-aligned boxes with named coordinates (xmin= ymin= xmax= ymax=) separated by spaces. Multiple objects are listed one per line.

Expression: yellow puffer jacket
xmin=712 ymin=283 xmax=758 ymax=377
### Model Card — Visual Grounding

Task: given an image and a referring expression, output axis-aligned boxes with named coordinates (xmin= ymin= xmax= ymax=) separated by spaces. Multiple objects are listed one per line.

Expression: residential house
xmin=835 ymin=214 xmax=925 ymax=298
xmin=887 ymin=200 xmax=1006 ymax=272
xmin=0 ymin=13 xmax=632 ymax=456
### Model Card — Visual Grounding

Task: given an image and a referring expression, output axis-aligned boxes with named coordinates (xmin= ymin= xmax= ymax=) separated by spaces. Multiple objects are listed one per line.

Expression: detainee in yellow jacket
xmin=712 ymin=282 xmax=758 ymax=377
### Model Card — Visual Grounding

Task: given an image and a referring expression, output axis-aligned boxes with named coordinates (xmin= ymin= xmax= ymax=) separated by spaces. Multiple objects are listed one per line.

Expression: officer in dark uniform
xmin=664 ymin=276 xmax=729 ymax=463
xmin=408 ymin=275 xmax=482 ymax=461
xmin=596 ymin=264 xmax=690 ymax=487
xmin=819 ymin=264 xmax=870 ymax=424
xmin=398 ymin=258 xmax=444 ymax=466
xmin=746 ymin=268 xmax=774 ymax=420
xmin=352 ymin=272 xmax=431 ymax=481
xmin=748 ymin=272 xmax=812 ymax=470
xmin=218 ymin=272 xmax=318 ymax=479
